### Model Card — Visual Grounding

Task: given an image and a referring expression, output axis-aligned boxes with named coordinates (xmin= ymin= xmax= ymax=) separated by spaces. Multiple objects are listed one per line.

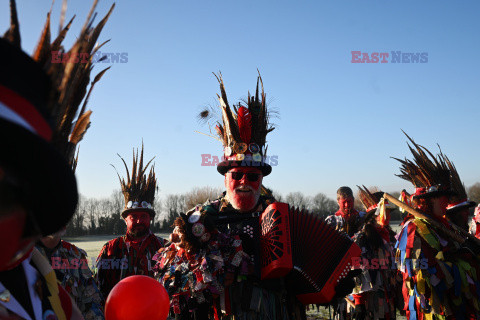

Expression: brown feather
xmin=69 ymin=110 xmax=92 ymax=145
xmin=3 ymin=0 xmax=21 ymax=47
xmin=32 ymin=11 xmax=51 ymax=64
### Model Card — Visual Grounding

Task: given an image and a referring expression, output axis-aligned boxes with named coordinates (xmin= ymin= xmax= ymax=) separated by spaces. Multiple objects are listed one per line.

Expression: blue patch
xmin=43 ymin=309 xmax=57 ymax=320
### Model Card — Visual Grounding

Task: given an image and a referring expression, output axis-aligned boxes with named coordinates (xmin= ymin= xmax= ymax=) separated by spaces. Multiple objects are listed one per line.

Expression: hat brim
xmin=412 ymin=190 xmax=454 ymax=200
xmin=121 ymin=207 xmax=156 ymax=219
xmin=446 ymin=201 xmax=477 ymax=214
xmin=217 ymin=160 xmax=272 ymax=176
xmin=0 ymin=119 xmax=78 ymax=236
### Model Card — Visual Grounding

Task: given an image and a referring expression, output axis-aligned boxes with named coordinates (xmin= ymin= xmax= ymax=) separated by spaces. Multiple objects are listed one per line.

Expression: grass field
xmin=64 ymin=233 xmax=170 ymax=267
xmin=64 ymin=221 xmax=403 ymax=265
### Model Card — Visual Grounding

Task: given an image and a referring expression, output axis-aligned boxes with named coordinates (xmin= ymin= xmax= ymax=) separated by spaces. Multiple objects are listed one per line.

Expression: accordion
xmin=260 ymin=202 xmax=361 ymax=304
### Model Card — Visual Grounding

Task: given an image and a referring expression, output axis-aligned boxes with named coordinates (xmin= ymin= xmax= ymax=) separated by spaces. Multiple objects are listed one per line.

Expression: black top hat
xmin=0 ymin=39 xmax=78 ymax=236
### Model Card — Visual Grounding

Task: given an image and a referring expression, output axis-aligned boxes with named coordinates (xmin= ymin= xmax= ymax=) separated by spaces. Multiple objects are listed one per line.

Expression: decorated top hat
xmin=199 ymin=72 xmax=275 ymax=176
xmin=440 ymin=154 xmax=477 ymax=214
xmin=393 ymin=132 xmax=454 ymax=200
xmin=0 ymin=1 xmax=113 ymax=236
xmin=114 ymin=144 xmax=157 ymax=219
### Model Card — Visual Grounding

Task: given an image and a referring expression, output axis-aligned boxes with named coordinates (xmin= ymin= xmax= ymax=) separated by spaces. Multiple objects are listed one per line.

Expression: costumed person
xmin=440 ymin=154 xmax=477 ymax=232
xmin=95 ymin=144 xmax=165 ymax=299
xmin=469 ymin=205 xmax=480 ymax=239
xmin=393 ymin=133 xmax=480 ymax=320
xmin=0 ymin=0 xmax=113 ymax=318
xmin=351 ymin=186 xmax=399 ymax=320
xmin=325 ymin=186 xmax=363 ymax=320
xmin=33 ymin=12 xmax=108 ymax=316
xmin=37 ymin=228 xmax=104 ymax=320
xmin=153 ymin=73 xmax=359 ymax=319
xmin=326 ymin=186 xmax=363 ymax=237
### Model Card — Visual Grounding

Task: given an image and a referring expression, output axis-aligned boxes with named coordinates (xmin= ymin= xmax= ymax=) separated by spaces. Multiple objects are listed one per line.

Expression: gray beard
xmin=226 ymin=190 xmax=261 ymax=212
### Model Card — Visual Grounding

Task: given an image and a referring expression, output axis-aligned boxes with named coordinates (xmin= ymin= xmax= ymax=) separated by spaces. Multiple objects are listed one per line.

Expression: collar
xmin=335 ymin=209 xmax=359 ymax=219
xmin=0 ymin=252 xmax=43 ymax=320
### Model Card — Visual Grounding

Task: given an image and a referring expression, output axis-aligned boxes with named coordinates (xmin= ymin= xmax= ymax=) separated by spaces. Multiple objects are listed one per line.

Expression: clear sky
xmin=2 ymin=0 xmax=479 ymax=201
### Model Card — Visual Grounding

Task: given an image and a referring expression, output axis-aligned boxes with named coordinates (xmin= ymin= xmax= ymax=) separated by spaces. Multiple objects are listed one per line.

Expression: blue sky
xmin=2 ymin=0 xmax=479 ymax=201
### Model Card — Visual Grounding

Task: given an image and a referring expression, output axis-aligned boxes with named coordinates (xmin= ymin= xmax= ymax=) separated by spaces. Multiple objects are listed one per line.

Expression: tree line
xmin=65 ymin=183 xmax=480 ymax=237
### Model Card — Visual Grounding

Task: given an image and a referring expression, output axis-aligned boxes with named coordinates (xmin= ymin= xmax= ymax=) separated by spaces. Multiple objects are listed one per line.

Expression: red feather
xmin=237 ymin=106 xmax=251 ymax=143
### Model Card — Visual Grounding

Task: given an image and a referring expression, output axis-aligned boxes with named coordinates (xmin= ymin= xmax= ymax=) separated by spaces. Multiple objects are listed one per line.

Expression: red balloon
xmin=105 ymin=275 xmax=170 ymax=320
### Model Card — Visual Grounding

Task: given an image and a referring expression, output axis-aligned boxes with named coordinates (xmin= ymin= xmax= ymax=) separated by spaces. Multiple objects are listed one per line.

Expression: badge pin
xmin=192 ymin=223 xmax=205 ymax=237
xmin=248 ymin=143 xmax=260 ymax=153
xmin=236 ymin=153 xmax=245 ymax=161
xmin=188 ymin=211 xmax=201 ymax=224
xmin=0 ymin=289 xmax=10 ymax=303
xmin=224 ymin=146 xmax=232 ymax=157
xmin=252 ymin=153 xmax=262 ymax=162
xmin=236 ymin=143 xmax=248 ymax=154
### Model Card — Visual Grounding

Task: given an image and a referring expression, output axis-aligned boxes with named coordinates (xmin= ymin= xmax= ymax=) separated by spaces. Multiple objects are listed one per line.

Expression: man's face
xmin=430 ymin=195 xmax=449 ymax=217
xmin=124 ymin=211 xmax=151 ymax=239
xmin=225 ymin=167 xmax=263 ymax=212
xmin=0 ymin=168 xmax=38 ymax=270
xmin=337 ymin=195 xmax=354 ymax=215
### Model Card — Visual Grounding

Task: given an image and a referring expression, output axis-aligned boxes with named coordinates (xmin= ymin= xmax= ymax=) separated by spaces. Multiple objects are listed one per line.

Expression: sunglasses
xmin=228 ymin=171 xmax=261 ymax=182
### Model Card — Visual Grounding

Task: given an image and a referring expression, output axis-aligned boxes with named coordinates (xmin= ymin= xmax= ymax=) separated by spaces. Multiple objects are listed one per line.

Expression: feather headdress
xmin=357 ymin=186 xmax=394 ymax=226
xmin=113 ymin=143 xmax=157 ymax=218
xmin=393 ymin=131 xmax=452 ymax=199
xmin=199 ymin=71 xmax=275 ymax=175
xmin=3 ymin=0 xmax=114 ymax=171
xmin=357 ymin=186 xmax=381 ymax=213
xmin=440 ymin=154 xmax=476 ymax=212
xmin=0 ymin=0 xmax=113 ymax=235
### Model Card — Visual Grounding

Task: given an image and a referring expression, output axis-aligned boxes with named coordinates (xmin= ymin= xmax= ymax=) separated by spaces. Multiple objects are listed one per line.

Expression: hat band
xmin=126 ymin=200 xmax=153 ymax=210
xmin=0 ymin=85 xmax=52 ymax=141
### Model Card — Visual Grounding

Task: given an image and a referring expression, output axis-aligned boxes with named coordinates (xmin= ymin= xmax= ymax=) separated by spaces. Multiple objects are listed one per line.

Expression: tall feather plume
xmin=393 ymin=131 xmax=451 ymax=191
xmin=440 ymin=153 xmax=467 ymax=201
xmin=214 ymin=72 xmax=241 ymax=146
xmin=113 ymin=143 xmax=157 ymax=209
xmin=197 ymin=71 xmax=275 ymax=156
xmin=237 ymin=106 xmax=251 ymax=143
xmin=2 ymin=0 xmax=114 ymax=172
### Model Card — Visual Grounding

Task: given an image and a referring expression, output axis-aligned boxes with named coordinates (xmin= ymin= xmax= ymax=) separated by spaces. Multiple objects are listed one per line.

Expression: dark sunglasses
xmin=228 ymin=172 xmax=261 ymax=182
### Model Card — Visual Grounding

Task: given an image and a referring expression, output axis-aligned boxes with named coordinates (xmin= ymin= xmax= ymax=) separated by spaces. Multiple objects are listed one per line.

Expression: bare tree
xmin=83 ymin=198 xmax=100 ymax=233
xmin=110 ymin=189 xmax=124 ymax=217
xmin=161 ymin=194 xmax=187 ymax=230
xmin=285 ymin=192 xmax=310 ymax=210
xmin=184 ymin=186 xmax=222 ymax=209
xmin=309 ymin=193 xmax=337 ymax=218
xmin=468 ymin=183 xmax=480 ymax=204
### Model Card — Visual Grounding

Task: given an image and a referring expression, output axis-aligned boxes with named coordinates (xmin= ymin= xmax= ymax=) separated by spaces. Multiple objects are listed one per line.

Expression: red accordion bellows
xmin=260 ymin=202 xmax=361 ymax=304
